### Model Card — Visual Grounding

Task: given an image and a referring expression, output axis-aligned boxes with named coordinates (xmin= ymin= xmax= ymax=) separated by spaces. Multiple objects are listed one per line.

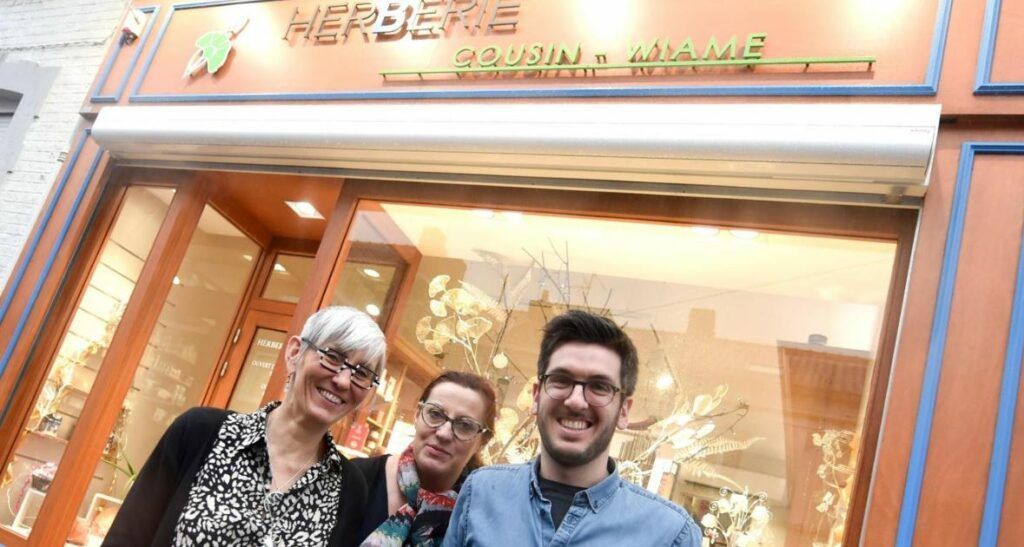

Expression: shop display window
xmin=0 ymin=187 xmax=174 ymax=538
xmin=65 ymin=205 xmax=258 ymax=544
xmin=332 ymin=201 xmax=898 ymax=546
xmin=261 ymin=253 xmax=315 ymax=303
xmin=330 ymin=258 xmax=400 ymax=327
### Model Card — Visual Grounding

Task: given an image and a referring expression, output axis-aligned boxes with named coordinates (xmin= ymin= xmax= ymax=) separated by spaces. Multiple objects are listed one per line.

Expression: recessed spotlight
xmin=172 ymin=275 xmax=182 ymax=286
xmin=365 ymin=304 xmax=381 ymax=316
xmin=242 ymin=254 xmax=253 ymax=262
xmin=472 ymin=209 xmax=495 ymax=219
xmin=362 ymin=268 xmax=381 ymax=279
xmin=500 ymin=211 xmax=523 ymax=221
xmin=655 ymin=374 xmax=673 ymax=390
xmin=730 ymin=229 xmax=759 ymax=240
xmin=691 ymin=226 xmax=720 ymax=237
xmin=273 ymin=263 xmax=287 ymax=273
xmin=285 ymin=201 xmax=325 ymax=220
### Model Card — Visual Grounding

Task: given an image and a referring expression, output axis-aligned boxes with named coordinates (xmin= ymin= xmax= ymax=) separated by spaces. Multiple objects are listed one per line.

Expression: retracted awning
xmin=91 ymin=102 xmax=940 ymax=207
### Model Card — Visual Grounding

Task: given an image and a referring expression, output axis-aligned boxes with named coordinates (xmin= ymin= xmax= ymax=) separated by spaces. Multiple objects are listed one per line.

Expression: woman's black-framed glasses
xmin=418 ymin=401 xmax=489 ymax=441
xmin=539 ymin=373 xmax=621 ymax=407
xmin=301 ymin=337 xmax=379 ymax=390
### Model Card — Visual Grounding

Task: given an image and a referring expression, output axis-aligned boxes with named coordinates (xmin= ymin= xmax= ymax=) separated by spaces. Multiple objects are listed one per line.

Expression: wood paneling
xmin=999 ymin=366 xmax=1024 ymax=544
xmin=861 ymin=122 xmax=1024 ymax=547
xmin=0 ymin=138 xmax=111 ymax=416
xmin=207 ymin=171 xmax=341 ymax=242
xmin=913 ymin=155 xmax=1024 ymax=544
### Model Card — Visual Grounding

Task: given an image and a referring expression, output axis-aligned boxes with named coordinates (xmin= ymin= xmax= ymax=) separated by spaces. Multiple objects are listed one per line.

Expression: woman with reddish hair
xmin=355 ymin=371 xmax=497 ymax=547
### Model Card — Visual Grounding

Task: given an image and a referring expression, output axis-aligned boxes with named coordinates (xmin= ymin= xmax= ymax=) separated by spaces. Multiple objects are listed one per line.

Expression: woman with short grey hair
xmin=105 ymin=306 xmax=387 ymax=547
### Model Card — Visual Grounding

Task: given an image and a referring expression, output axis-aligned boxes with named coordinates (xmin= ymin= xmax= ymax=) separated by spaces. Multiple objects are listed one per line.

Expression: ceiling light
xmin=273 ymin=263 xmax=287 ymax=273
xmin=690 ymin=226 xmax=720 ymax=237
xmin=362 ymin=268 xmax=381 ymax=279
xmin=655 ymin=374 xmax=673 ymax=390
xmin=500 ymin=211 xmax=523 ymax=221
xmin=242 ymin=254 xmax=253 ymax=261
xmin=365 ymin=304 xmax=381 ymax=316
xmin=472 ymin=209 xmax=495 ymax=219
xmin=172 ymin=275 xmax=182 ymax=286
xmin=730 ymin=229 xmax=760 ymax=240
xmin=285 ymin=201 xmax=325 ymax=219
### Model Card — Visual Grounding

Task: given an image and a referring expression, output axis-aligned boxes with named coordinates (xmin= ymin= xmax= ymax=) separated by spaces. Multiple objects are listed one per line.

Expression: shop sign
xmin=280 ymin=2 xmax=873 ymax=81
xmin=132 ymin=0 xmax=943 ymax=99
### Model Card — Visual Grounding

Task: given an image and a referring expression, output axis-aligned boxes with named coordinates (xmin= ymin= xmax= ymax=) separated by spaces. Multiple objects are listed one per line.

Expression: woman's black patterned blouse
xmin=171 ymin=402 xmax=344 ymax=546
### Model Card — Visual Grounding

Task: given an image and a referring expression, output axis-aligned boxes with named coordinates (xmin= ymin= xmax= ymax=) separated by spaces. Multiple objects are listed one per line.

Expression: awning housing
xmin=91 ymin=102 xmax=940 ymax=206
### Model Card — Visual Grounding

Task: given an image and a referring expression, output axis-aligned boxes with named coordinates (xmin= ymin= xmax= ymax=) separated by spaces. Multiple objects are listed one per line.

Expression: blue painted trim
xmin=974 ymin=0 xmax=1024 ymax=94
xmin=894 ymin=142 xmax=1024 ymax=546
xmin=0 ymin=131 xmax=91 ymax=326
xmin=90 ymin=6 xmax=159 ymax=103
xmin=128 ymin=0 xmax=953 ymax=101
xmin=894 ymin=141 xmax=974 ymax=547
xmin=0 ymin=131 xmax=102 ymax=380
xmin=978 ymin=142 xmax=1024 ymax=546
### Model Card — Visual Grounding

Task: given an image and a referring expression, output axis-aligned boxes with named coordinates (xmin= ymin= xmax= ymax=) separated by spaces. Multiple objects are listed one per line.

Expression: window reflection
xmin=0 ymin=187 xmax=174 ymax=538
xmin=336 ymin=202 xmax=896 ymax=546
xmin=261 ymin=253 xmax=314 ymax=303
xmin=69 ymin=205 xmax=259 ymax=544
xmin=228 ymin=328 xmax=288 ymax=413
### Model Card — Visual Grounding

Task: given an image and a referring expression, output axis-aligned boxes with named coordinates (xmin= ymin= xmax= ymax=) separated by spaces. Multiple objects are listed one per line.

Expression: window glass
xmin=331 ymin=259 xmax=398 ymax=326
xmin=336 ymin=201 xmax=897 ymax=546
xmin=261 ymin=253 xmax=315 ymax=303
xmin=0 ymin=187 xmax=174 ymax=538
xmin=227 ymin=328 xmax=288 ymax=413
xmin=68 ymin=205 xmax=259 ymax=544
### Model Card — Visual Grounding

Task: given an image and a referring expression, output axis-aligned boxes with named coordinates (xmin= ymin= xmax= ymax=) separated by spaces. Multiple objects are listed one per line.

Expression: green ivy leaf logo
xmin=182 ymin=18 xmax=248 ymax=79
xmin=195 ymin=31 xmax=232 ymax=74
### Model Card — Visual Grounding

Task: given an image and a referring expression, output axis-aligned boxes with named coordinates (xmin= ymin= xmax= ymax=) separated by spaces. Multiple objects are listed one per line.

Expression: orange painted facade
xmin=1 ymin=0 xmax=1023 ymax=545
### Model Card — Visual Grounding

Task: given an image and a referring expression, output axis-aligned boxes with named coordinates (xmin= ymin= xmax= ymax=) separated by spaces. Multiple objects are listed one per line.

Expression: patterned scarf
xmin=360 ymin=447 xmax=458 ymax=547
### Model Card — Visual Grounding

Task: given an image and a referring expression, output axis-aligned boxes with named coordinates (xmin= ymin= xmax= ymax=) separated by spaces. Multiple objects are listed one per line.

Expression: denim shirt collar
xmin=529 ymin=458 xmax=621 ymax=513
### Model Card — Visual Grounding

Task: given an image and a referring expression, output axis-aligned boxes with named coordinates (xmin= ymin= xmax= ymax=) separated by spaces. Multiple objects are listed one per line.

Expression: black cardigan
xmin=351 ymin=454 xmax=391 ymax=541
xmin=103 ymin=407 xmax=369 ymax=547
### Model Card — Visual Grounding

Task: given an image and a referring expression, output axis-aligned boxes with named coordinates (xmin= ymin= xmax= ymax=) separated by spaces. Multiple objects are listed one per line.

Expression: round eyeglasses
xmin=418 ymin=401 xmax=489 ymax=441
xmin=539 ymin=373 xmax=622 ymax=407
xmin=301 ymin=337 xmax=379 ymax=390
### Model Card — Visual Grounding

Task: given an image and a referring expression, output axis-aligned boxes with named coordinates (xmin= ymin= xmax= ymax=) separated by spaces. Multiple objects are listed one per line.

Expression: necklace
xmin=265 ymin=410 xmax=321 ymax=491
xmin=262 ymin=410 xmax=322 ymax=546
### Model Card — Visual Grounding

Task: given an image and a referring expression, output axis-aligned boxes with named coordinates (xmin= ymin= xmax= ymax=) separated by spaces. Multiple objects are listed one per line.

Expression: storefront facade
xmin=0 ymin=0 xmax=1021 ymax=545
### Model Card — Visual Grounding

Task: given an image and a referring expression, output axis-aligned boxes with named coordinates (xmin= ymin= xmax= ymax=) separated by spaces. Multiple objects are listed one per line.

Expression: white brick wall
xmin=0 ymin=0 xmax=130 ymax=292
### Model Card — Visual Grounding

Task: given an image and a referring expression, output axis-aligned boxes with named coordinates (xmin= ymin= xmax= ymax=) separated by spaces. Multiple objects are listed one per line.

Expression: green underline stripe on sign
xmin=380 ymin=56 xmax=877 ymax=77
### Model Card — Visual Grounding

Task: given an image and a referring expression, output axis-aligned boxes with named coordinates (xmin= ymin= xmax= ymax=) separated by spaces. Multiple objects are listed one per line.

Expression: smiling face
xmin=283 ymin=336 xmax=372 ymax=428
xmin=411 ymin=381 xmax=489 ymax=490
xmin=533 ymin=342 xmax=633 ymax=468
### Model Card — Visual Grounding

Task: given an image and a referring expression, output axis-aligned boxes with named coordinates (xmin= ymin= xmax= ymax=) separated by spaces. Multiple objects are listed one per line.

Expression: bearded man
xmin=442 ymin=310 xmax=701 ymax=547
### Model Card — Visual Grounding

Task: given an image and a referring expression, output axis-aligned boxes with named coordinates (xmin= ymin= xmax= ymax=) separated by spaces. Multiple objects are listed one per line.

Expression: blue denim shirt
xmin=441 ymin=460 xmax=702 ymax=547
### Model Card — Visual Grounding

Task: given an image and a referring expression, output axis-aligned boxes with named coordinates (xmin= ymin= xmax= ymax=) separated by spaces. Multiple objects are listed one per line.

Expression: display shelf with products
xmin=0 ymin=244 xmax=144 ymax=536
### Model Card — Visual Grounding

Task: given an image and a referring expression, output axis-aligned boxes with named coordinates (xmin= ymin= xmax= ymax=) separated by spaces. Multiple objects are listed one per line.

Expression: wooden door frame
xmin=28 ymin=178 xmax=211 ymax=545
xmin=259 ymin=177 xmax=916 ymax=547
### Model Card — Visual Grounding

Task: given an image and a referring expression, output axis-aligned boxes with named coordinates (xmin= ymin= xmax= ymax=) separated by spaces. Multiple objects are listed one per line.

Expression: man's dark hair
xmin=537 ymin=310 xmax=639 ymax=396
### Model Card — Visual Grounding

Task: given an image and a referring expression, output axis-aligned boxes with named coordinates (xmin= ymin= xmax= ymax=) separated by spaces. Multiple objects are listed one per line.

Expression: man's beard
xmin=538 ymin=408 xmax=619 ymax=467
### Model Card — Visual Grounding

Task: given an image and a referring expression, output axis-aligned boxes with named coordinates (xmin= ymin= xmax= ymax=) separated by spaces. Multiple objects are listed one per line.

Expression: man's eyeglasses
xmin=301 ymin=337 xmax=379 ymax=390
xmin=539 ymin=373 xmax=621 ymax=407
xmin=418 ymin=401 xmax=489 ymax=441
